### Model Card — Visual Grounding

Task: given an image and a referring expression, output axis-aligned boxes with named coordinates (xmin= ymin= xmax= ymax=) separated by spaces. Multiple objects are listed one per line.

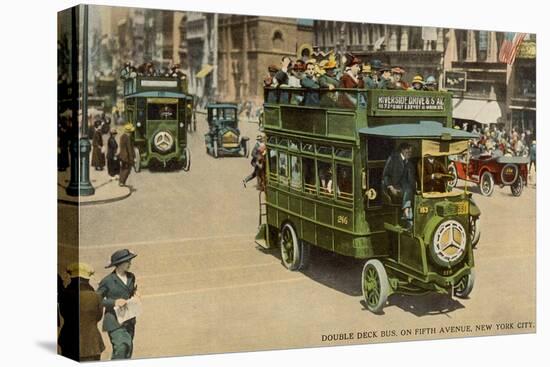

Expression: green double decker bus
xmin=256 ymin=86 xmax=481 ymax=313
xmin=123 ymin=74 xmax=193 ymax=171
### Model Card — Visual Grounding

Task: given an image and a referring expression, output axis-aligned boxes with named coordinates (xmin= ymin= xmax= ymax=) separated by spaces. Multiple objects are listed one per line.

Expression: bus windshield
xmin=419 ymin=139 xmax=468 ymax=197
xmin=148 ymin=103 xmax=177 ymax=120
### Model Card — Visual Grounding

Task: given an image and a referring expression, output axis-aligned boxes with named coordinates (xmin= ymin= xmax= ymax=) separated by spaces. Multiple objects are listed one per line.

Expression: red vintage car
xmin=449 ymin=154 xmax=529 ymax=197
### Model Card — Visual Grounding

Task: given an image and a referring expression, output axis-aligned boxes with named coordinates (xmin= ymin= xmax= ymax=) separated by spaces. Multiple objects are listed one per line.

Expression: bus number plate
xmin=337 ymin=215 xmax=349 ymax=225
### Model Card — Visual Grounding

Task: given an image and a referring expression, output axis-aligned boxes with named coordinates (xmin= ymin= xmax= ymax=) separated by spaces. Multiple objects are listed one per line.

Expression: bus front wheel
xmin=362 ymin=259 xmax=390 ymax=314
xmin=454 ymin=270 xmax=475 ymax=299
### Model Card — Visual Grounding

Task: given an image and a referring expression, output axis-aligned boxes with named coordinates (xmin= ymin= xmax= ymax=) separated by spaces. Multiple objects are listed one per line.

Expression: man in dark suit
xmin=97 ymin=249 xmax=139 ymax=360
xmin=418 ymin=155 xmax=448 ymax=192
xmin=383 ymin=143 xmax=416 ymax=228
xmin=118 ymin=123 xmax=135 ymax=187
xmin=59 ymin=263 xmax=105 ymax=361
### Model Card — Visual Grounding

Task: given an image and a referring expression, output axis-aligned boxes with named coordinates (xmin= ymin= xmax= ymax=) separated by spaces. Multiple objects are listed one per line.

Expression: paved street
xmin=58 ymin=114 xmax=536 ymax=360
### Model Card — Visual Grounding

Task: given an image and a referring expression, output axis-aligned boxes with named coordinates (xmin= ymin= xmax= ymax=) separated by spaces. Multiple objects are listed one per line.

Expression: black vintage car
xmin=205 ymin=103 xmax=249 ymax=158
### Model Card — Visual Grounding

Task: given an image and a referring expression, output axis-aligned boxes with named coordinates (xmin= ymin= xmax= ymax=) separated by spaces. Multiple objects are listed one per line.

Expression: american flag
xmin=499 ymin=32 xmax=527 ymax=65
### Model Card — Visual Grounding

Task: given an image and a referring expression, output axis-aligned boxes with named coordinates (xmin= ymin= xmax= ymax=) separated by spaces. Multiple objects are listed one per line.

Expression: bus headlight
xmin=179 ymin=122 xmax=184 ymax=128
xmin=430 ymin=220 xmax=467 ymax=267
xmin=136 ymin=122 xmax=142 ymax=127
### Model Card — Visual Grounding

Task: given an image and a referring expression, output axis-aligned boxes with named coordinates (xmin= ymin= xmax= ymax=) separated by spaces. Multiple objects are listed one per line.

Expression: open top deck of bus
xmin=123 ymin=75 xmax=188 ymax=97
xmin=263 ymin=87 xmax=454 ymax=142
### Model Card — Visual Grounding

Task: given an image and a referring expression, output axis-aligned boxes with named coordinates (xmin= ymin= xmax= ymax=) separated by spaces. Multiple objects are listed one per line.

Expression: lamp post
xmin=66 ymin=4 xmax=94 ymax=196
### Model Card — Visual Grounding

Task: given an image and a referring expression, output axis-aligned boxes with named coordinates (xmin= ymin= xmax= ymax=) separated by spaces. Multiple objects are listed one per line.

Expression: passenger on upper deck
xmin=369 ymin=59 xmax=383 ymax=87
xmin=410 ymin=75 xmax=425 ymax=91
xmin=424 ymin=75 xmax=438 ymax=91
xmin=273 ymin=56 xmax=292 ymax=87
xmin=301 ymin=61 xmax=320 ymax=106
xmin=377 ymin=64 xmax=393 ymax=89
xmin=338 ymin=55 xmax=364 ymax=108
xmin=318 ymin=59 xmax=339 ymax=90
xmin=120 ymin=62 xmax=134 ymax=80
xmin=264 ymin=64 xmax=279 ymax=87
xmin=288 ymin=60 xmax=306 ymax=88
xmin=339 ymin=55 xmax=364 ymax=89
xmin=361 ymin=63 xmax=377 ymax=89
xmin=389 ymin=67 xmax=410 ymax=90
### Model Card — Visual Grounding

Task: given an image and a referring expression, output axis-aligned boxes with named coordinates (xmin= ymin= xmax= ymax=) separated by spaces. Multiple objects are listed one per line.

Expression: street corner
xmin=57 ymin=169 xmax=132 ymax=206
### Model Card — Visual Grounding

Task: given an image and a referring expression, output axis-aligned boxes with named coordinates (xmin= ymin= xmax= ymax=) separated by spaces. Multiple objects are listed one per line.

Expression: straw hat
xmin=323 ymin=59 xmax=338 ymax=69
xmin=362 ymin=64 xmax=372 ymax=74
xmin=66 ymin=262 xmax=95 ymax=279
xmin=412 ymin=75 xmax=424 ymax=85
xmin=124 ymin=123 xmax=135 ymax=133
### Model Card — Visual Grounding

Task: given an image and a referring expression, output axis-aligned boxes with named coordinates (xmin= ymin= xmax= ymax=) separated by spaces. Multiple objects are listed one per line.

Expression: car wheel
xmin=479 ymin=171 xmax=494 ymax=196
xmin=448 ymin=162 xmax=458 ymax=188
xmin=213 ymin=140 xmax=219 ymax=159
xmin=182 ymin=147 xmax=191 ymax=171
xmin=362 ymin=259 xmax=390 ymax=314
xmin=510 ymin=176 xmax=524 ymax=197
xmin=133 ymin=147 xmax=141 ymax=173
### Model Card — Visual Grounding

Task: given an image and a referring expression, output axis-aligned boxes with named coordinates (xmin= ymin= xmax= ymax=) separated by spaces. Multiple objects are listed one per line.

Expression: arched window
xmin=272 ymin=30 xmax=284 ymax=50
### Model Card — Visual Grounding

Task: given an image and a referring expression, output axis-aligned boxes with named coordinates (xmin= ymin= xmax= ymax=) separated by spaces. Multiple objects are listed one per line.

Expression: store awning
xmin=196 ymin=64 xmax=214 ymax=79
xmin=452 ymin=98 xmax=506 ymax=124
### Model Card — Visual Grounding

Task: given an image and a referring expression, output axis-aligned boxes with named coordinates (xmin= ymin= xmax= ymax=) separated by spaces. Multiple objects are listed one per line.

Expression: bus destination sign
xmin=376 ymin=95 xmax=446 ymax=111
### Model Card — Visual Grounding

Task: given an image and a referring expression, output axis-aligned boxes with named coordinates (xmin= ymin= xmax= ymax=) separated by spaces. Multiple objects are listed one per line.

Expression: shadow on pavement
xmin=385 ymin=293 xmax=465 ymax=317
xmin=258 ymin=244 xmax=465 ymax=317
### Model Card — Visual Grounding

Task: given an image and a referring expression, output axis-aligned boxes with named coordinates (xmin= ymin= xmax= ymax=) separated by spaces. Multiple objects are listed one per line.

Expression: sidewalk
xmin=58 ymin=168 xmax=132 ymax=205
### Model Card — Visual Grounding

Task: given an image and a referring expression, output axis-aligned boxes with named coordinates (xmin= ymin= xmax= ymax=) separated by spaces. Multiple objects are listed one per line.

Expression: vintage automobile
xmin=204 ymin=103 xmax=249 ymax=158
xmin=448 ymin=153 xmax=529 ymax=197
xmin=256 ymin=87 xmax=481 ymax=314
xmin=122 ymin=73 xmax=194 ymax=171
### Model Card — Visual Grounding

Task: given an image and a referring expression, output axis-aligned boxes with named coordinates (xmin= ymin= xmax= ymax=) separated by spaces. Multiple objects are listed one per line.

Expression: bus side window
xmin=290 ymin=155 xmax=301 ymax=191
xmin=303 ymin=157 xmax=316 ymax=194
xmin=336 ymin=164 xmax=353 ymax=202
xmin=268 ymin=148 xmax=278 ymax=181
xmin=318 ymin=161 xmax=333 ymax=198
xmin=279 ymin=152 xmax=289 ymax=185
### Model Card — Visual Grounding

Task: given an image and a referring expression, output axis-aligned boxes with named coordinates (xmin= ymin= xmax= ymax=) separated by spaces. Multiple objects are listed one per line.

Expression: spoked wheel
xmin=470 ymin=216 xmax=481 ymax=248
xmin=510 ymin=176 xmax=524 ymax=197
xmin=182 ymin=147 xmax=191 ymax=171
xmin=213 ymin=140 xmax=219 ymax=159
xmin=361 ymin=259 xmax=390 ymax=314
xmin=279 ymin=223 xmax=308 ymax=270
xmin=448 ymin=162 xmax=458 ymax=188
xmin=479 ymin=171 xmax=494 ymax=196
xmin=454 ymin=270 xmax=475 ymax=298
xmin=133 ymin=147 xmax=141 ymax=173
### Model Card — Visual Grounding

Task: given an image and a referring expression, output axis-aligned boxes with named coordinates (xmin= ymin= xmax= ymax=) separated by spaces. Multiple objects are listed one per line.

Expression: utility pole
xmin=66 ymin=4 xmax=95 ymax=196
